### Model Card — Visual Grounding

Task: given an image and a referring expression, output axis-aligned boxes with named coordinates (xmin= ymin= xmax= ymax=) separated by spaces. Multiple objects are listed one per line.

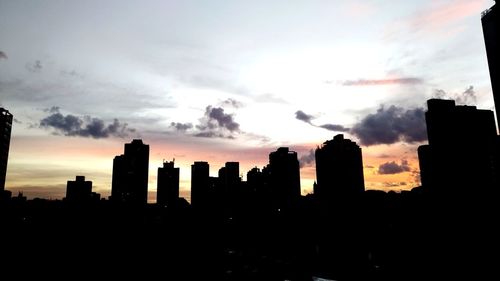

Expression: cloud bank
xmin=378 ymin=160 xmax=411 ymax=174
xmin=351 ymin=105 xmax=427 ymax=146
xmin=39 ymin=108 xmax=135 ymax=139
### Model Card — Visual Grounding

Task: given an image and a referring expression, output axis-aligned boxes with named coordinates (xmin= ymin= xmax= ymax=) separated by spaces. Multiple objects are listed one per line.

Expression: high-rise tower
xmin=0 ymin=108 xmax=13 ymax=191
xmin=111 ymin=139 xmax=149 ymax=204
xmin=157 ymin=161 xmax=180 ymax=206
xmin=482 ymin=1 xmax=500 ymax=128
xmin=315 ymin=134 xmax=365 ymax=201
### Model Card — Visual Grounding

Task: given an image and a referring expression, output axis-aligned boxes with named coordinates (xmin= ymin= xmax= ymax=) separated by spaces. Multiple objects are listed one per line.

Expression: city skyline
xmin=0 ymin=0 xmax=497 ymax=201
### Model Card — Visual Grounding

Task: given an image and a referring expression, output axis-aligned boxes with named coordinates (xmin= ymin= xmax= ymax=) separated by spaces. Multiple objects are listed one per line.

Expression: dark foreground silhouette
xmin=1 ymin=188 xmax=498 ymax=280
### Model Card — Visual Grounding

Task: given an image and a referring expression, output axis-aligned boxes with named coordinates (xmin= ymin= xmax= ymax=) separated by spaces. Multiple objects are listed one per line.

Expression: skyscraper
xmin=111 ymin=139 xmax=150 ymax=204
xmin=0 ymin=108 xmax=13 ymax=192
xmin=191 ymin=161 xmax=210 ymax=207
xmin=267 ymin=147 xmax=301 ymax=205
xmin=482 ymin=2 xmax=500 ymax=128
xmin=66 ymin=176 xmax=92 ymax=203
xmin=315 ymin=134 xmax=365 ymax=201
xmin=157 ymin=161 xmax=180 ymax=206
xmin=418 ymin=99 xmax=498 ymax=193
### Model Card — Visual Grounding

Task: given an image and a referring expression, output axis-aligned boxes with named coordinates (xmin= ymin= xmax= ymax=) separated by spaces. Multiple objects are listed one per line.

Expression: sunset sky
xmin=0 ymin=0 xmax=496 ymax=202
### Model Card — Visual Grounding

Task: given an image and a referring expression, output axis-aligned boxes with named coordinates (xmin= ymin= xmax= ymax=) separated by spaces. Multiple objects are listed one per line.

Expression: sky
xmin=0 ymin=0 xmax=496 ymax=202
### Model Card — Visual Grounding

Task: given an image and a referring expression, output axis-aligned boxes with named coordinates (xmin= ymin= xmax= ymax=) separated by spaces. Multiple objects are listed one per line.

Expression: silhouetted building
xmin=315 ymin=134 xmax=365 ymax=200
xmin=0 ymin=108 xmax=13 ymax=191
xmin=157 ymin=160 xmax=179 ymax=206
xmin=191 ymin=161 xmax=210 ymax=207
xmin=66 ymin=176 xmax=92 ymax=203
xmin=111 ymin=139 xmax=150 ymax=204
xmin=247 ymin=167 xmax=262 ymax=188
xmin=482 ymin=2 xmax=500 ymax=128
xmin=267 ymin=147 xmax=301 ymax=206
xmin=418 ymin=99 xmax=498 ymax=194
xmin=218 ymin=162 xmax=240 ymax=199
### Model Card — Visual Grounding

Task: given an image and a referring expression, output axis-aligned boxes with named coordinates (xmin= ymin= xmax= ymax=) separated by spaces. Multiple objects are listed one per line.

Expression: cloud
xmin=299 ymin=149 xmax=315 ymax=168
xmin=203 ymin=106 xmax=240 ymax=132
xmin=296 ymin=109 xmax=350 ymax=133
xmin=0 ymin=51 xmax=7 ymax=60
xmin=170 ymin=122 xmax=193 ymax=131
xmin=170 ymin=103 xmax=242 ymax=139
xmin=319 ymin=124 xmax=350 ymax=132
xmin=44 ymin=106 xmax=61 ymax=113
xmin=378 ymin=160 xmax=411 ymax=175
xmin=432 ymin=89 xmax=447 ymax=99
xmin=179 ymin=105 xmax=241 ymax=139
xmin=351 ymin=105 xmax=427 ymax=146
xmin=383 ymin=182 xmax=407 ymax=188
xmin=432 ymin=86 xmax=477 ymax=105
xmin=221 ymin=98 xmax=243 ymax=108
xmin=295 ymin=110 xmax=314 ymax=124
xmin=456 ymin=86 xmax=477 ymax=105
xmin=342 ymin=77 xmax=423 ymax=86
xmin=39 ymin=108 xmax=135 ymax=139
xmin=194 ymin=131 xmax=235 ymax=139
xmin=26 ymin=60 xmax=43 ymax=73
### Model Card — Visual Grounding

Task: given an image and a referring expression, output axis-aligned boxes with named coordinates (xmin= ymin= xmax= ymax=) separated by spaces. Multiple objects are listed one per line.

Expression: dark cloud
xmin=319 ymin=124 xmax=350 ymax=132
xmin=351 ymin=105 xmax=427 ymax=146
xmin=170 ymin=122 xmax=193 ymax=131
xmin=0 ymin=51 xmax=7 ymax=60
xmin=26 ymin=60 xmax=43 ymax=73
xmin=342 ymin=77 xmax=423 ymax=86
xmin=432 ymin=86 xmax=477 ymax=105
xmin=194 ymin=131 xmax=235 ymax=139
xmin=365 ymin=165 xmax=375 ymax=169
xmin=299 ymin=149 xmax=315 ymax=168
xmin=184 ymin=105 xmax=241 ymax=139
xmin=221 ymin=98 xmax=243 ymax=108
xmin=204 ymin=106 xmax=240 ymax=132
xmin=378 ymin=160 xmax=411 ymax=175
xmin=295 ymin=110 xmax=314 ymax=124
xmin=39 ymin=108 xmax=135 ymax=139
xmin=44 ymin=106 xmax=60 ymax=113
xmin=295 ymin=110 xmax=350 ymax=133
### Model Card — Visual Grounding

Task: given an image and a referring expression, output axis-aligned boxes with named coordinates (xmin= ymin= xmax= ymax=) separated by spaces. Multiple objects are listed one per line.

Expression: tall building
xmin=66 ymin=176 xmax=92 ymax=203
xmin=482 ymin=2 xmax=500 ymax=128
xmin=0 ymin=108 xmax=13 ymax=191
xmin=267 ymin=147 xmax=301 ymax=205
xmin=315 ymin=134 xmax=365 ymax=201
xmin=157 ymin=161 xmax=180 ymax=206
xmin=111 ymin=139 xmax=150 ymax=204
xmin=191 ymin=161 xmax=210 ymax=207
xmin=418 ymin=99 xmax=498 ymax=193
